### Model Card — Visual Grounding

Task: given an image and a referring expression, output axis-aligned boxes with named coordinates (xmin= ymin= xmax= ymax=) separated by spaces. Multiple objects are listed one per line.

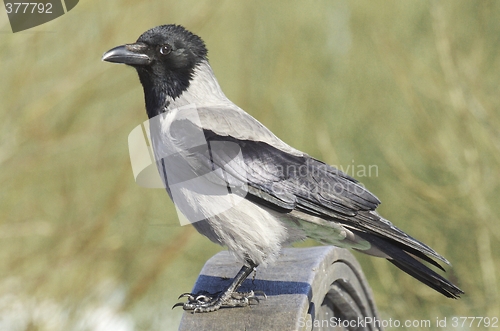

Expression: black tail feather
xmin=385 ymin=236 xmax=447 ymax=272
xmin=355 ymin=231 xmax=463 ymax=298
xmin=388 ymin=256 xmax=463 ymax=298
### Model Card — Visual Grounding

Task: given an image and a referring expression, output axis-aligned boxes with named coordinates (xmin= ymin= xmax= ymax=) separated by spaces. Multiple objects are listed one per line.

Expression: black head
xmin=102 ymin=25 xmax=208 ymax=117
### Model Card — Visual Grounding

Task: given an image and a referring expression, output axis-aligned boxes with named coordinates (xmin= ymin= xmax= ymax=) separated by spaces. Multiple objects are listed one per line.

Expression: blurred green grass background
xmin=1 ymin=0 xmax=499 ymax=330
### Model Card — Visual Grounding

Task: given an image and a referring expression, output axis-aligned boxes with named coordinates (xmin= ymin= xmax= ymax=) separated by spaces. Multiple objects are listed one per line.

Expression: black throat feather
xmin=137 ymin=65 xmax=196 ymax=119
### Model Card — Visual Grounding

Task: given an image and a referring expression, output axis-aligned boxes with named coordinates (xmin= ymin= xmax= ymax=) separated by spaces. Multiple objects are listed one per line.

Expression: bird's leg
xmin=173 ymin=262 xmax=264 ymax=313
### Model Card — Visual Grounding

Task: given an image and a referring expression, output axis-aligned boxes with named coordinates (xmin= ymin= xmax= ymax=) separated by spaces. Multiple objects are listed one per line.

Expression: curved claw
xmin=253 ymin=290 xmax=267 ymax=299
xmin=178 ymin=292 xmax=194 ymax=299
xmin=172 ymin=302 xmax=185 ymax=310
xmin=248 ymin=296 xmax=260 ymax=304
xmin=195 ymin=294 xmax=211 ymax=302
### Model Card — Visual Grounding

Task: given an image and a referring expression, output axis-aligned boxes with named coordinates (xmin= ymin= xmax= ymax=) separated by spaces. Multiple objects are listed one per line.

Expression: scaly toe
xmin=173 ymin=289 xmax=265 ymax=313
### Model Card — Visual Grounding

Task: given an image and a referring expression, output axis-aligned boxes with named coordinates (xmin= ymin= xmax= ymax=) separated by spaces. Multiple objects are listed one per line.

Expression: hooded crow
xmin=102 ymin=24 xmax=463 ymax=312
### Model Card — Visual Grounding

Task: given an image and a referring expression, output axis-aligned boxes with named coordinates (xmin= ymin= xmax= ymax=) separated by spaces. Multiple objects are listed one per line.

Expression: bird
xmin=102 ymin=24 xmax=463 ymax=312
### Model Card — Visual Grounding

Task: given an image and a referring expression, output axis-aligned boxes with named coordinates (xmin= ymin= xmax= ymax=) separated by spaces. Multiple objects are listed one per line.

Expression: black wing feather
xmin=169 ymin=117 xmax=463 ymax=297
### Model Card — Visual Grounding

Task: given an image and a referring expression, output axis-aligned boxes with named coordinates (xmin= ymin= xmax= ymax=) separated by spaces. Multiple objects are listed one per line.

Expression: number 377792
xmin=5 ymin=2 xmax=53 ymax=14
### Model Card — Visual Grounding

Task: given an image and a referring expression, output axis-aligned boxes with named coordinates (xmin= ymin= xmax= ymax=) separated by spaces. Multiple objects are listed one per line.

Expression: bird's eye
xmin=159 ymin=44 xmax=172 ymax=55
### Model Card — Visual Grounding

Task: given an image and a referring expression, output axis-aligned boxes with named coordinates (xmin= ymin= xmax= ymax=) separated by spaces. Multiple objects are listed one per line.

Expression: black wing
xmin=167 ymin=105 xmax=463 ymax=298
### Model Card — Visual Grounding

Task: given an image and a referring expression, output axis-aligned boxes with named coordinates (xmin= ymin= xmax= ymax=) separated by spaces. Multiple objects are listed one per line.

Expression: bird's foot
xmin=173 ymin=290 xmax=265 ymax=313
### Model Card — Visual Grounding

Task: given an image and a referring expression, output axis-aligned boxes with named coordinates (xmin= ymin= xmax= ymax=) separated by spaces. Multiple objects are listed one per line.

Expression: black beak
xmin=102 ymin=43 xmax=151 ymax=66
